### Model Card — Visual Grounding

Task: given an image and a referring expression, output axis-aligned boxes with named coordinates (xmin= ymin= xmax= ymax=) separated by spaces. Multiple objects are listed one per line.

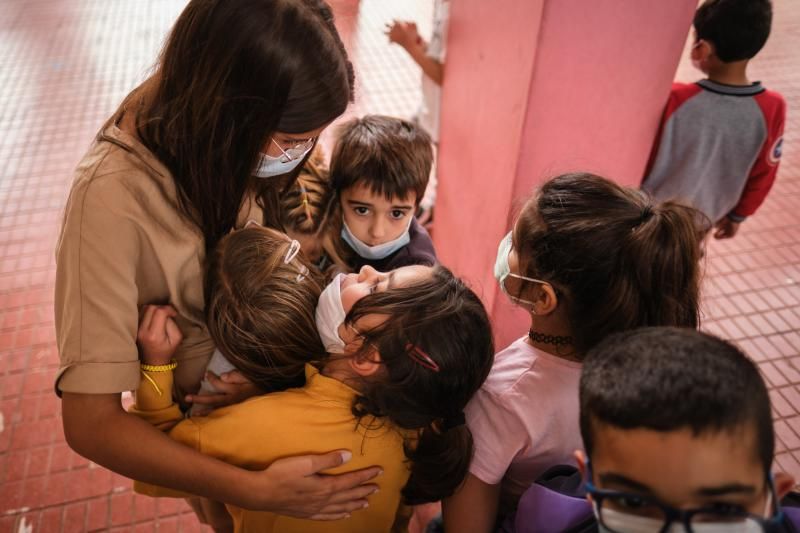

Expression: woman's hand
xmin=63 ymin=394 xmax=382 ymax=520
xmin=186 ymin=371 xmax=263 ymax=414
xmin=243 ymin=450 xmax=383 ymax=519
xmin=137 ymin=305 xmax=183 ymax=365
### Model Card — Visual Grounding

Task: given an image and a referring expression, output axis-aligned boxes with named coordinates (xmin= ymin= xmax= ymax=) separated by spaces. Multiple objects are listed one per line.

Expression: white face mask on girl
xmin=493 ymin=231 xmax=547 ymax=307
xmin=253 ymin=139 xmax=313 ymax=179
xmin=315 ymin=273 xmax=348 ymax=354
xmin=341 ymin=219 xmax=412 ymax=260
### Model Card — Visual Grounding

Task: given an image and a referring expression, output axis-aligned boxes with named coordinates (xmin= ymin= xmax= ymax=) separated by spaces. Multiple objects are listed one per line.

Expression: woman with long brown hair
xmin=55 ymin=0 xmax=380 ymax=520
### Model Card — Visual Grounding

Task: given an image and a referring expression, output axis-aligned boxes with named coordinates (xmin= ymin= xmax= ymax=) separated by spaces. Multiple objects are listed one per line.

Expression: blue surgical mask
xmin=253 ymin=150 xmax=308 ymax=178
xmin=341 ymin=219 xmax=411 ymax=260
xmin=253 ymin=138 xmax=313 ymax=178
xmin=494 ymin=231 xmax=547 ymax=308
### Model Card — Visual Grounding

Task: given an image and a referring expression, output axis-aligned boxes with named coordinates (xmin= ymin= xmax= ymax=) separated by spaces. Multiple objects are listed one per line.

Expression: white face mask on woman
xmin=315 ymin=273 xmax=348 ymax=354
xmin=253 ymin=138 xmax=313 ymax=178
xmin=341 ymin=219 xmax=412 ymax=260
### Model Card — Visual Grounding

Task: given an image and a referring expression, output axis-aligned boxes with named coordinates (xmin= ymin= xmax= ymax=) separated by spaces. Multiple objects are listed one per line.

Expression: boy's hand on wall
xmin=713 ymin=218 xmax=741 ymax=239
xmin=136 ymin=305 xmax=184 ymax=365
xmin=385 ymin=20 xmax=422 ymax=51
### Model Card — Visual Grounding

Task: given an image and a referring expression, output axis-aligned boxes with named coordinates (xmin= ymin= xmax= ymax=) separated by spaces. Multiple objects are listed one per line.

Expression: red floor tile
xmin=86 ymin=497 xmax=110 ymax=532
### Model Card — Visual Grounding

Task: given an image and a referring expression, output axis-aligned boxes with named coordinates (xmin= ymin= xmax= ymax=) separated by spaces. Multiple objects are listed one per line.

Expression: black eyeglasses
xmin=585 ymin=463 xmax=784 ymax=532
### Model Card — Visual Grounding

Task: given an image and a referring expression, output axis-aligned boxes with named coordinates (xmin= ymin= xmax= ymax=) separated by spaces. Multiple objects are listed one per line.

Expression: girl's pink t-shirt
xmin=465 ymin=336 xmax=584 ymax=509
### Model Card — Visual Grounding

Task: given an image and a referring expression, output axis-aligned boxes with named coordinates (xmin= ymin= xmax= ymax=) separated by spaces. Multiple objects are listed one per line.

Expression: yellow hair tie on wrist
xmin=141 ymin=360 xmax=178 ymax=372
xmin=140 ymin=360 xmax=177 ymax=397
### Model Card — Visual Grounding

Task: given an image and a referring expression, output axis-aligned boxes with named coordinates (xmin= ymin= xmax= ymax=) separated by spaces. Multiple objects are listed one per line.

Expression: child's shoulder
xmin=406 ymin=218 xmax=437 ymax=262
xmin=668 ymin=81 xmax=705 ymax=103
xmin=754 ymin=87 xmax=787 ymax=114
xmin=478 ymin=338 xmax=545 ymax=396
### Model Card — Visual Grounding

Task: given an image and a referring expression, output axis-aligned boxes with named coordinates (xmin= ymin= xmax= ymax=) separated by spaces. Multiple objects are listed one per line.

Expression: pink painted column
xmin=434 ymin=0 xmax=698 ymax=348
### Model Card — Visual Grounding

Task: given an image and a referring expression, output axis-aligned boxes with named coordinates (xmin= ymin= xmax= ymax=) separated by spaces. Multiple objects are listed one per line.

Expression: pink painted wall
xmin=434 ymin=0 xmax=697 ymax=349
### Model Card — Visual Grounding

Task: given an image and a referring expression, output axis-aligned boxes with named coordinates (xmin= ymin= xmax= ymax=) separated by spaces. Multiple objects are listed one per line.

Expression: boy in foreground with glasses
xmin=579 ymin=327 xmax=797 ymax=532
xmin=514 ymin=327 xmax=799 ymax=532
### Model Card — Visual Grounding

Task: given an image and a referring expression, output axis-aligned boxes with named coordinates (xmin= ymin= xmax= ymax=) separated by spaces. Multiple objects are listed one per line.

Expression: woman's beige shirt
xmin=55 ymin=115 xmax=262 ymax=398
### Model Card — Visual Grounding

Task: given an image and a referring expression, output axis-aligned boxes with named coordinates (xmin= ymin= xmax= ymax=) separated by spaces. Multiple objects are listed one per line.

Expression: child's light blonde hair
xmin=206 ymin=226 xmax=325 ymax=391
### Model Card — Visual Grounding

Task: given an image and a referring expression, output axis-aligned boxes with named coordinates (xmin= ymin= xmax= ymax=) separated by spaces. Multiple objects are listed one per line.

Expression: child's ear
xmin=575 ymin=450 xmax=587 ymax=478
xmin=774 ymin=472 xmax=796 ymax=500
xmin=531 ymin=283 xmax=558 ymax=316
xmin=575 ymin=450 xmax=593 ymax=504
xmin=692 ymin=39 xmax=714 ymax=62
xmin=349 ymin=348 xmax=382 ymax=377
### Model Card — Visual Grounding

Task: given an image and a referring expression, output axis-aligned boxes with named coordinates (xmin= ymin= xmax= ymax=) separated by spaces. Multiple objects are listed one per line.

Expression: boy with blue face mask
xmin=514 ymin=327 xmax=799 ymax=532
xmin=327 ymin=115 xmax=437 ymax=272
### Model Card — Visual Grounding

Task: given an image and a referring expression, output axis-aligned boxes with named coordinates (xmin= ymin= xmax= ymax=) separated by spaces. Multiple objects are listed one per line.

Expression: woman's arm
xmin=441 ymin=473 xmax=501 ymax=533
xmin=62 ymin=392 xmax=380 ymax=519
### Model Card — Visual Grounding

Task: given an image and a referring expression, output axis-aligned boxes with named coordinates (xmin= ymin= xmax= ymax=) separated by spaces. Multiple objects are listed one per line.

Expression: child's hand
xmin=385 ymin=20 xmax=422 ymax=51
xmin=713 ymin=218 xmax=741 ymax=239
xmin=137 ymin=305 xmax=184 ymax=366
xmin=185 ymin=371 xmax=263 ymax=412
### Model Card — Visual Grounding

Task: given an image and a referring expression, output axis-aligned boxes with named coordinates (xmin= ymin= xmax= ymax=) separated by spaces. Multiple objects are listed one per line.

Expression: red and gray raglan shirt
xmin=642 ymin=79 xmax=786 ymax=224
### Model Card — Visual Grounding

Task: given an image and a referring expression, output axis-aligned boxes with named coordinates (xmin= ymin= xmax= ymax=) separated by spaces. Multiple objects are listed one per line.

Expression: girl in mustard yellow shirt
xmin=130 ymin=225 xmax=494 ymax=532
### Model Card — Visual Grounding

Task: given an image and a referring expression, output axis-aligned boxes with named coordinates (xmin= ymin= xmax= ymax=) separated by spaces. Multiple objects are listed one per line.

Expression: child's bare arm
xmin=385 ymin=20 xmax=444 ymax=85
xmin=442 ymin=473 xmax=501 ymax=533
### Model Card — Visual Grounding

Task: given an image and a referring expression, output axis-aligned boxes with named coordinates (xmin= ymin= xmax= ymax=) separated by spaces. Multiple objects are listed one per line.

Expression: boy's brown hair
xmin=329 ymin=114 xmax=433 ymax=204
xmin=206 ymin=226 xmax=326 ymax=391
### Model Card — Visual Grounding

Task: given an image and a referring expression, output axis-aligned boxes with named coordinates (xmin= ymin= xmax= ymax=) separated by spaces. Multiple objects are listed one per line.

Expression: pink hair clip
xmin=405 ymin=343 xmax=440 ymax=372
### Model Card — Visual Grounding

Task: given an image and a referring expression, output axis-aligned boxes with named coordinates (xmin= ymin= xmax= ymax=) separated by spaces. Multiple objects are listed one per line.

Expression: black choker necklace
xmin=528 ymin=330 xmax=573 ymax=347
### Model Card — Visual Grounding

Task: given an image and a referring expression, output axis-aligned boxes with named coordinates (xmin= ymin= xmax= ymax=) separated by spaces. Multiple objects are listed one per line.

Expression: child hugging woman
xmin=130 ymin=225 xmax=495 ymax=532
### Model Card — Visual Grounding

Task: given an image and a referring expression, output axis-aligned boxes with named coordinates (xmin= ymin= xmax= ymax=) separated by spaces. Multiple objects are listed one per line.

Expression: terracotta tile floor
xmin=0 ymin=0 xmax=798 ymax=531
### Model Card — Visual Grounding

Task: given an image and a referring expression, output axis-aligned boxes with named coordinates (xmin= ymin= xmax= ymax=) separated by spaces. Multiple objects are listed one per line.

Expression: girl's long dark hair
xmin=135 ymin=0 xmax=354 ymax=252
xmin=514 ymin=173 xmax=704 ymax=354
xmin=345 ymin=266 xmax=495 ymax=504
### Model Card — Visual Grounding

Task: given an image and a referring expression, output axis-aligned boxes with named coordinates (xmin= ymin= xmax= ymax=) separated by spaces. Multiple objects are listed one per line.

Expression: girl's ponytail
xmin=513 ymin=173 xmax=704 ymax=354
xmin=347 ymin=266 xmax=494 ymax=504
xmin=623 ymin=200 xmax=705 ymax=330
xmin=403 ymin=420 xmax=473 ymax=504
